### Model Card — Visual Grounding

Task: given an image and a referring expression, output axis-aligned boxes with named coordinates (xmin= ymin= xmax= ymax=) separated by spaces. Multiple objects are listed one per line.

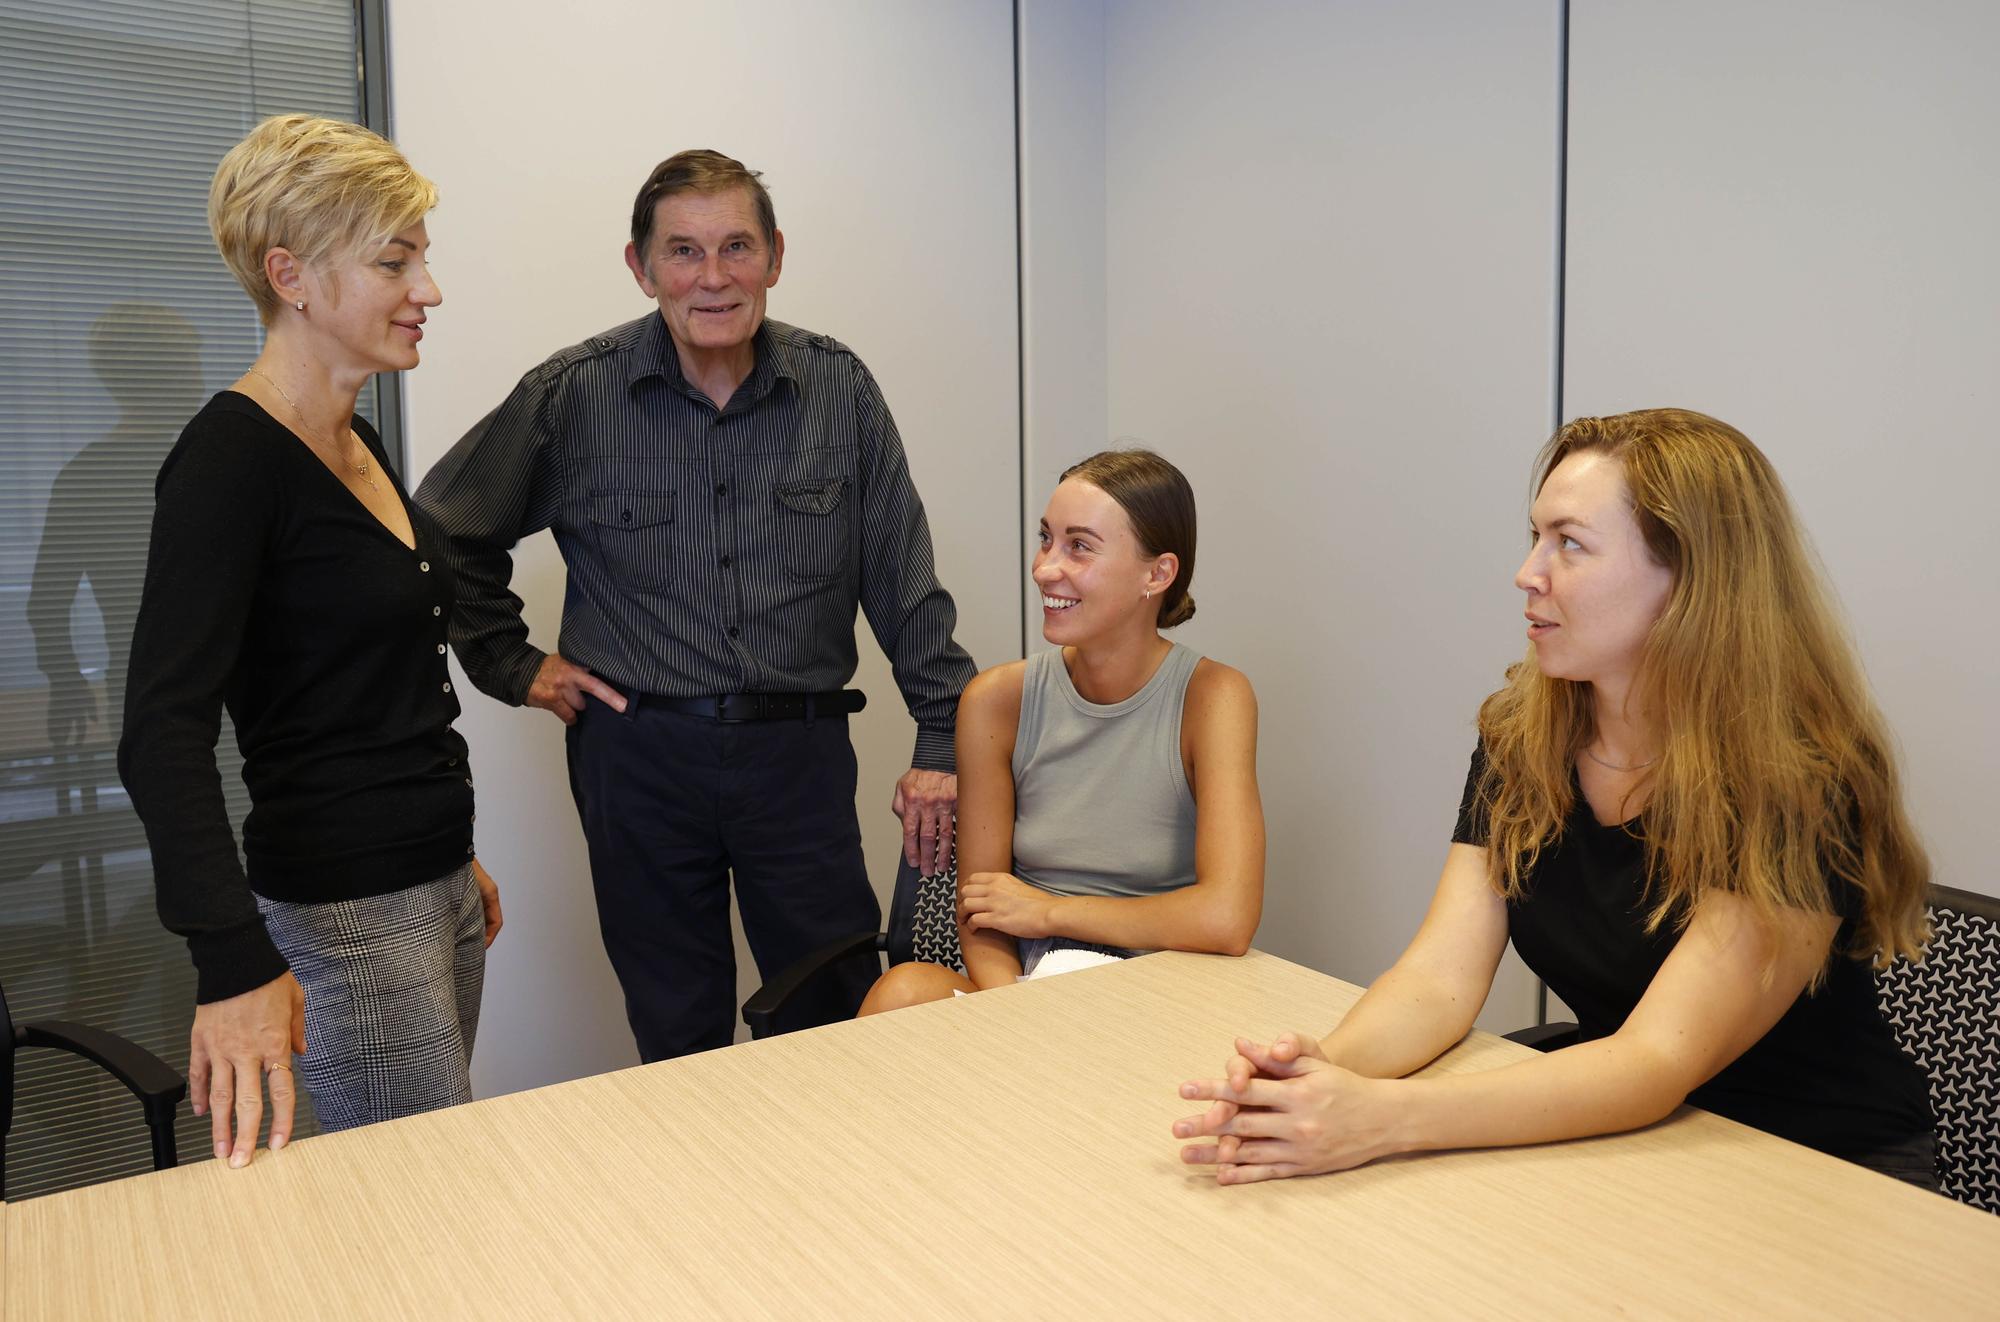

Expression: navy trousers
xmin=566 ymin=695 xmax=882 ymax=1062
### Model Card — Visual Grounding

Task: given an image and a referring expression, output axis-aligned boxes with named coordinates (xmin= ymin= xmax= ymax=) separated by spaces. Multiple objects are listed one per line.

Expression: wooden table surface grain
xmin=6 ymin=950 xmax=1996 ymax=1320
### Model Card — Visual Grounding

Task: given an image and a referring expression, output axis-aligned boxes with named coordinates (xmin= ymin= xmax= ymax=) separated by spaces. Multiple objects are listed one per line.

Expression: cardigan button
xmin=442 ymin=682 xmax=452 ymax=694
xmin=420 ymin=561 xmax=431 ymax=572
xmin=437 ymin=644 xmax=447 ymax=654
xmin=432 ymin=606 xmax=442 ymax=617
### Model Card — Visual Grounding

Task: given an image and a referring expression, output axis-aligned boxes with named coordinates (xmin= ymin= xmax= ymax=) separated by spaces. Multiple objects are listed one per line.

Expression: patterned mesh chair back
xmin=884 ymin=851 xmax=963 ymax=975
xmin=1875 ymin=883 xmax=2000 ymax=1213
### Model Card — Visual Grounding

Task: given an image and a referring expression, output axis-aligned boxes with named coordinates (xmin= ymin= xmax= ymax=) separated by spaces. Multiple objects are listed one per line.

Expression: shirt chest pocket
xmin=774 ymin=477 xmax=850 ymax=581
xmin=588 ymin=490 xmax=676 ymax=591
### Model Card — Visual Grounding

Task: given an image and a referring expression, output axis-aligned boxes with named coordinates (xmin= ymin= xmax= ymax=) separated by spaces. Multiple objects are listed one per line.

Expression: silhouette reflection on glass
xmin=4 ymin=303 xmax=299 ymax=1202
xmin=28 ymin=303 xmax=206 ymax=748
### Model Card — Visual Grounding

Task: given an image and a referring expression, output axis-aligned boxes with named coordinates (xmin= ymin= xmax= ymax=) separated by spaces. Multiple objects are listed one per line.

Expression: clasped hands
xmin=1172 ymin=1031 xmax=1404 ymax=1184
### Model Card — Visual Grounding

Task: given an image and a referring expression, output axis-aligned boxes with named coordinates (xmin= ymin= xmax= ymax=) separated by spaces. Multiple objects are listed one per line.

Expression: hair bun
xmin=1160 ymin=593 xmax=1196 ymax=628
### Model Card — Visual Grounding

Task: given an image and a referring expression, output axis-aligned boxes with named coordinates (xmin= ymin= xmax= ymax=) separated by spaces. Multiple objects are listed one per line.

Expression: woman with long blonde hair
xmin=1173 ymin=409 xmax=1937 ymax=1188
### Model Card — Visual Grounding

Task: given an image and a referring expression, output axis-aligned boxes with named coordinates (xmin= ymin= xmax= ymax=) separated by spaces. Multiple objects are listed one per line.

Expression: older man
xmin=416 ymin=150 xmax=974 ymax=1061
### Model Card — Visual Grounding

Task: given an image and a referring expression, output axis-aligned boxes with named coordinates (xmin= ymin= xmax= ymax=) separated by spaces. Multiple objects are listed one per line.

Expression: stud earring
xmin=294 ymin=300 xmax=306 ymax=311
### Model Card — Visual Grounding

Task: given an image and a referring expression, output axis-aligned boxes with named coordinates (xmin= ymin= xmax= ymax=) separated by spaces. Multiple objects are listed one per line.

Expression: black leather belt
xmin=641 ymin=690 xmax=867 ymax=722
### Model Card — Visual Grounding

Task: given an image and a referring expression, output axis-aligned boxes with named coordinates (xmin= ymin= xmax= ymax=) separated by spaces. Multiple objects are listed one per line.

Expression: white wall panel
xmin=389 ymin=0 xmax=1019 ymax=1093
xmin=1098 ymin=1 xmax=1564 ymax=1026
xmin=1566 ymin=0 xmax=1999 ymax=900
xmin=1019 ymin=0 xmax=1108 ymax=641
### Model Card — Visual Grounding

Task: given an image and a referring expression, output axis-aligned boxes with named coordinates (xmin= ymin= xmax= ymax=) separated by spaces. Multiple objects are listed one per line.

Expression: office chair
xmin=2 ymin=977 xmax=186 ymax=1199
xmin=743 ymin=852 xmax=961 ymax=1040
xmin=1506 ymin=882 xmax=2000 ymax=1213
xmin=1876 ymin=883 xmax=1999 ymax=1212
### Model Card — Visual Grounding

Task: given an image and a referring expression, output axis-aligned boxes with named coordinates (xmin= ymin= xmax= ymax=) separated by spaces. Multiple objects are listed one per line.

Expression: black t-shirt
xmin=120 ymin=392 xmax=475 ymax=1002
xmin=1452 ymin=744 xmax=1932 ymax=1159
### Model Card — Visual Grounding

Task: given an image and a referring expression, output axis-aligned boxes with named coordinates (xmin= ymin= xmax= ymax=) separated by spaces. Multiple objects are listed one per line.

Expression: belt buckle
xmin=715 ymin=694 xmax=744 ymax=723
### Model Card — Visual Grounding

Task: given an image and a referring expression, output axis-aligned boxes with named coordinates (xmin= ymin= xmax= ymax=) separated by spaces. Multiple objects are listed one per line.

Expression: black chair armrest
xmin=1503 ymin=1021 xmax=1581 ymax=1052
xmin=742 ymin=932 xmax=885 ymax=1040
xmin=21 ymin=1020 xmax=184 ymax=1104
xmin=20 ymin=1019 xmax=187 ymax=1172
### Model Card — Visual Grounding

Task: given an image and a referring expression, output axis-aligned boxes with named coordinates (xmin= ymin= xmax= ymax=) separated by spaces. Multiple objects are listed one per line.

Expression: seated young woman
xmin=1173 ymin=408 xmax=1938 ymax=1189
xmin=860 ymin=449 xmax=1264 ymax=1012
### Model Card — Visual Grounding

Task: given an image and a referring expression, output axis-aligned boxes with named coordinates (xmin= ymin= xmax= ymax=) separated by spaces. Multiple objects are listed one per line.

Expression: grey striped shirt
xmin=413 ymin=313 xmax=975 ymax=771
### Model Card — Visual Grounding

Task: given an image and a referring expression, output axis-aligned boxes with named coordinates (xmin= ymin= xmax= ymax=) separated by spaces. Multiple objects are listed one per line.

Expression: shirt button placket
xmin=716 ymin=468 xmax=741 ymax=646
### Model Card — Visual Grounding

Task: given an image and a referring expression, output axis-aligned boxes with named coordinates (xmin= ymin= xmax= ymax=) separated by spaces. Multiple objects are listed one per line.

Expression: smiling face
xmin=1516 ymin=451 xmax=1676 ymax=697
xmin=624 ymin=185 xmax=783 ymax=367
xmin=1032 ymin=477 xmax=1175 ymax=645
xmin=298 ymin=222 xmax=441 ymax=375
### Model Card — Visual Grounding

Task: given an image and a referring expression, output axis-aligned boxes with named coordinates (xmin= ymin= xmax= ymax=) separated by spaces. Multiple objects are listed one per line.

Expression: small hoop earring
xmin=1143 ymin=590 xmax=1152 ymax=600
xmin=294 ymin=300 xmax=306 ymax=312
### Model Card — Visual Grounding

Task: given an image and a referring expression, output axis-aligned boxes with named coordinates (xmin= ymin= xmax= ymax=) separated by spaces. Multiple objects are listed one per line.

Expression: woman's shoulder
xmin=958 ymin=660 xmax=1028 ymax=765
xmin=158 ymin=393 xmax=292 ymax=495
xmin=1179 ymin=656 xmax=1257 ymax=754
xmin=963 ymin=658 xmax=1029 ymax=716
xmin=1184 ymin=655 xmax=1255 ymax=708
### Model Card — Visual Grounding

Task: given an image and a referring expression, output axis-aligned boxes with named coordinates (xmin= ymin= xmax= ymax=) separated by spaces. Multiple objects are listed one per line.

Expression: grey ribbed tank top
xmin=1009 ymin=642 xmax=1200 ymax=900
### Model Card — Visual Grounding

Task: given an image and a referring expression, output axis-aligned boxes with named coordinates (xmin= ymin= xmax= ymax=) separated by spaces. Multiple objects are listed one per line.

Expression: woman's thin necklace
xmin=247 ymin=367 xmax=378 ymax=491
xmin=1583 ymin=743 xmax=1658 ymax=773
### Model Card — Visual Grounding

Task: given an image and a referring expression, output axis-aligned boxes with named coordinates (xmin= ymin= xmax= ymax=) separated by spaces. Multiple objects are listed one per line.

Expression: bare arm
xmin=1390 ymin=892 xmax=1836 ymax=1151
xmin=1178 ymin=889 xmax=1838 ymax=1181
xmin=1167 ymin=842 xmax=1505 ymax=1162
xmin=1316 ymin=842 xmax=1511 ymax=1078
xmin=954 ymin=664 xmax=1025 ymax=989
xmin=976 ymin=660 xmax=1264 ymax=956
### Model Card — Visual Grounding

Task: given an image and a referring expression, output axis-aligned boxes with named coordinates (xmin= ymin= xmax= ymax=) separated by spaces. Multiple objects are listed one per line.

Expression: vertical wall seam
xmin=1537 ymin=0 xmax=1572 ymax=1030
xmin=1012 ymin=0 xmax=1029 ymax=660
xmin=355 ymin=0 xmax=408 ymax=479
xmin=1552 ymin=0 xmax=1570 ymax=435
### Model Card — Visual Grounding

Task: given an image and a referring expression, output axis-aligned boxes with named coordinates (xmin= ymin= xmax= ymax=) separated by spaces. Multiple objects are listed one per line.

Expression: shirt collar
xmin=628 ymin=311 xmax=796 ymax=409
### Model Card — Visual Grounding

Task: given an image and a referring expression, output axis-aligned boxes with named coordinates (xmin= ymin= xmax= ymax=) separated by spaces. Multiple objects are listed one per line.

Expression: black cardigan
xmin=120 ymin=392 xmax=474 ymax=1003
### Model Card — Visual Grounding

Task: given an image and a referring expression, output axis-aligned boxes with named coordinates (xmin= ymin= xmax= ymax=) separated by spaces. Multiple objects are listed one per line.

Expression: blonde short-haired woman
xmin=1175 ymin=409 xmax=1937 ymax=1189
xmin=120 ymin=115 xmax=497 ymax=1167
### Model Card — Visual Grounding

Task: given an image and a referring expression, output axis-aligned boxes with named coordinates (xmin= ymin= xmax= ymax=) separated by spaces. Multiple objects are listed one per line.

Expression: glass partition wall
xmin=0 ymin=0 xmax=395 ymax=1197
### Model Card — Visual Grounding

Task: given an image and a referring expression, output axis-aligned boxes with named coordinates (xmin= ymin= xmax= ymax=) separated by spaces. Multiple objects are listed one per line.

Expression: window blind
xmin=0 ymin=0 xmax=382 ymax=1199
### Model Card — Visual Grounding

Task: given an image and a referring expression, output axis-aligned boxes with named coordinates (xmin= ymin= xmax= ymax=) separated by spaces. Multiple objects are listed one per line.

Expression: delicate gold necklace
xmin=247 ymin=367 xmax=378 ymax=491
xmin=1582 ymin=744 xmax=1658 ymax=773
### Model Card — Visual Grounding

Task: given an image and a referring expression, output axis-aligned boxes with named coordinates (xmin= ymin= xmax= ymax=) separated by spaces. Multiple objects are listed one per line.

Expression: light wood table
xmin=6 ymin=951 xmax=1996 ymax=1319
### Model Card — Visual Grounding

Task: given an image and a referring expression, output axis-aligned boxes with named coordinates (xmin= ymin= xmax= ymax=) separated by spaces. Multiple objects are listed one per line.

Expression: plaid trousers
xmin=258 ymin=864 xmax=485 ymax=1131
